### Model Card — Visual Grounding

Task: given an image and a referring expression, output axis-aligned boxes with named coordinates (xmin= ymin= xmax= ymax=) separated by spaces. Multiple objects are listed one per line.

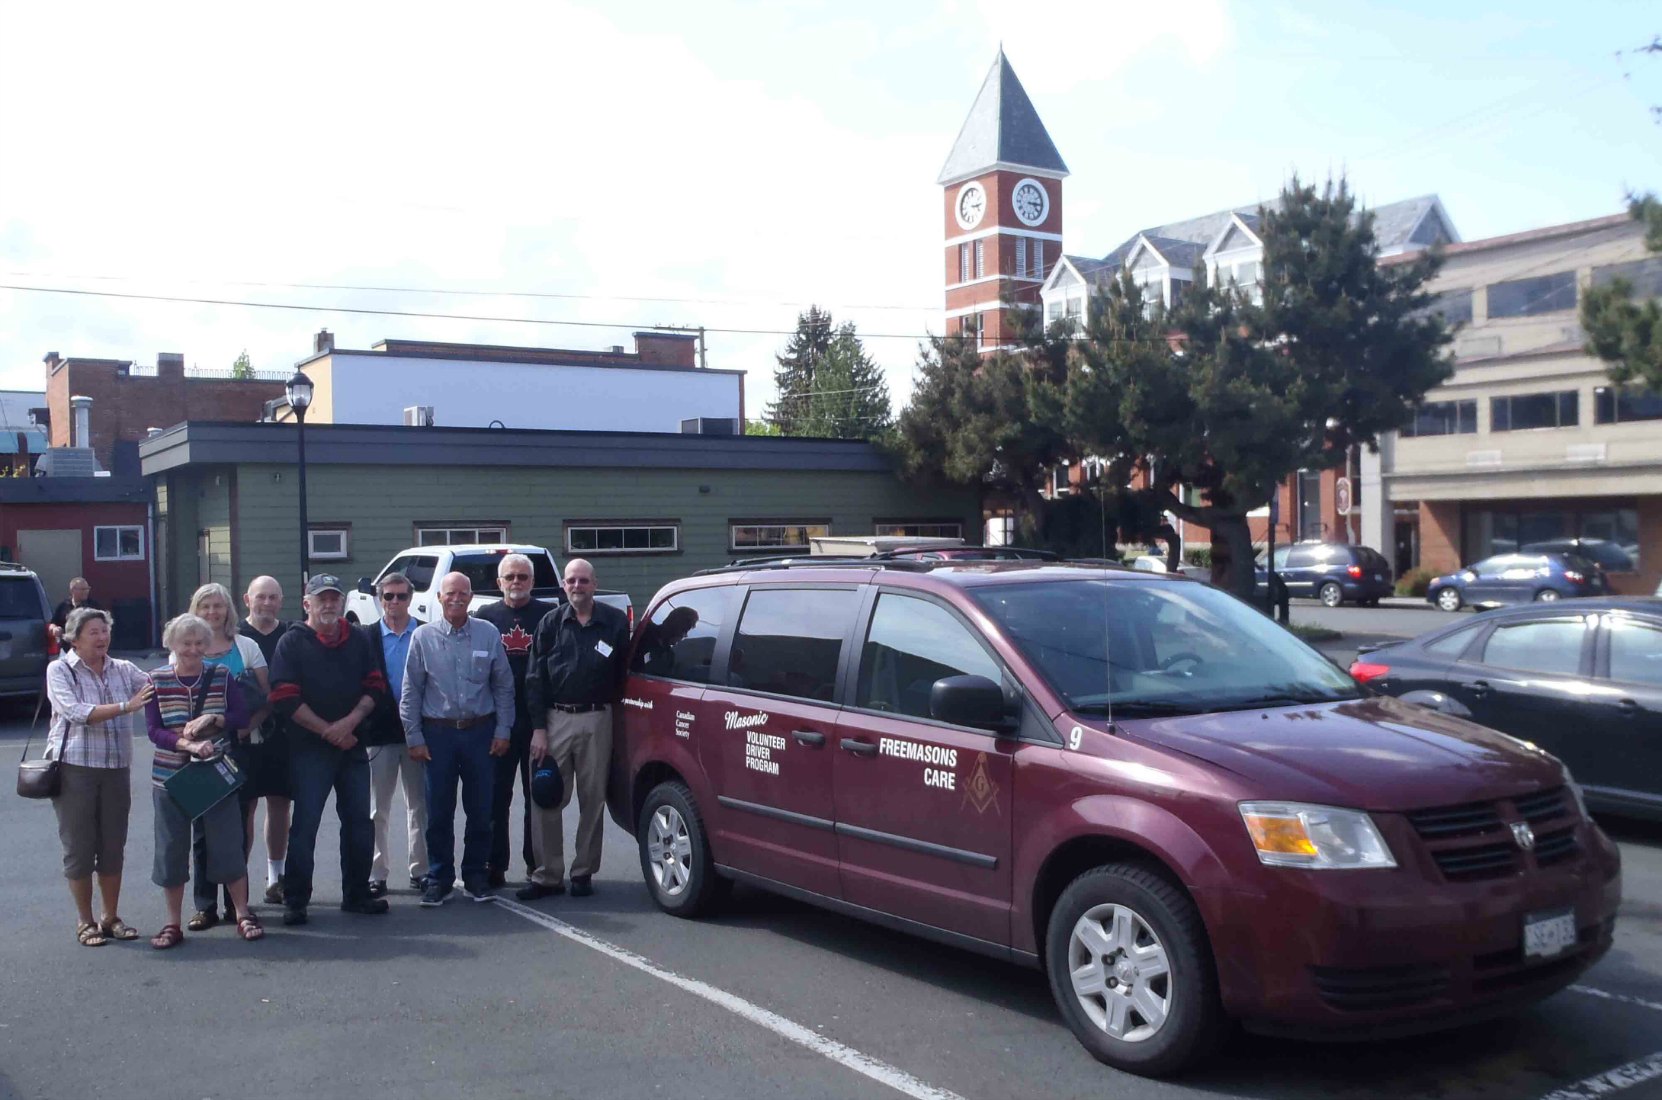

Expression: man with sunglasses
xmin=360 ymin=572 xmax=428 ymax=898
xmin=475 ymin=553 xmax=558 ymax=888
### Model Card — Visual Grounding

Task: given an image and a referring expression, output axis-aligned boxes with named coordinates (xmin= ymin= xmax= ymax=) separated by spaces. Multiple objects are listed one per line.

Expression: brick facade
xmin=44 ymin=352 xmax=284 ymax=470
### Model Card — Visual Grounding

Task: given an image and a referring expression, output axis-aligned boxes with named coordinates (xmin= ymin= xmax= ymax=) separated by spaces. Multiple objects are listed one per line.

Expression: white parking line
xmin=1537 ymin=1051 xmax=1662 ymax=1100
xmin=493 ymin=895 xmax=968 ymax=1100
xmin=1571 ymin=985 xmax=1662 ymax=1014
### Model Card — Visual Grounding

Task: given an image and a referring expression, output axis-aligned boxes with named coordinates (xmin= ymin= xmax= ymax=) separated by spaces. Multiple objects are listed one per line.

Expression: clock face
xmin=1012 ymin=178 xmax=1049 ymax=226
xmin=955 ymin=182 xmax=986 ymax=230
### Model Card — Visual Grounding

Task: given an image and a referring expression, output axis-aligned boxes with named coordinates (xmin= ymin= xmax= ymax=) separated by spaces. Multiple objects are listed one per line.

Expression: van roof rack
xmin=694 ymin=556 xmax=936 ymax=577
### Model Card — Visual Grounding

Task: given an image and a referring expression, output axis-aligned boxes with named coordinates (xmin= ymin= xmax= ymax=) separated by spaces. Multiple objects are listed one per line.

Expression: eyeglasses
xmin=564 ymin=576 xmax=593 ymax=585
xmin=381 ymin=592 xmax=411 ymax=602
xmin=500 ymin=573 xmax=531 ymax=582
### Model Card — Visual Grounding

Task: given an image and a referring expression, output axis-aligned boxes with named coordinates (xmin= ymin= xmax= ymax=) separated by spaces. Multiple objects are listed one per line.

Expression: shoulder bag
xmin=16 ymin=731 xmax=59 ymax=799
xmin=163 ymin=668 xmax=244 ymax=819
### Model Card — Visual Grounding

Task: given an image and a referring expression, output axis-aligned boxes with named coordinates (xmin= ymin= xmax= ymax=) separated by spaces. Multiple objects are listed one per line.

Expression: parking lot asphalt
xmin=5 ymin=696 xmax=1662 ymax=1099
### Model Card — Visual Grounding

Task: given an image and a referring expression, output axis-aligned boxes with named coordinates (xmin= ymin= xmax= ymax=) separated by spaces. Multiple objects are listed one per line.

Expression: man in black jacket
xmin=519 ymin=558 xmax=630 ymax=900
xmin=360 ymin=572 xmax=427 ymax=897
xmin=269 ymin=574 xmax=389 ymax=925
xmin=474 ymin=553 xmax=557 ymax=888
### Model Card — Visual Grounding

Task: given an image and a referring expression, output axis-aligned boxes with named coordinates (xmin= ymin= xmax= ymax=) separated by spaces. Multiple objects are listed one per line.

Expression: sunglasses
xmin=500 ymin=572 xmax=531 ymax=582
xmin=564 ymin=576 xmax=593 ymax=585
xmin=381 ymin=592 xmax=411 ymax=602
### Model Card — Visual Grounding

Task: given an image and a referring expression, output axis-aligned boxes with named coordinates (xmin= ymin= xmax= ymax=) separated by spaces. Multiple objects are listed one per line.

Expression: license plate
xmin=1524 ymin=907 xmax=1577 ymax=960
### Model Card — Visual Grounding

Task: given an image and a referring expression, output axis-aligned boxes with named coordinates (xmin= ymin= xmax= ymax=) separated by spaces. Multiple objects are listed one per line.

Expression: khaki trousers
xmin=529 ymin=707 xmax=612 ymax=885
xmin=369 ymin=744 xmax=428 ymax=882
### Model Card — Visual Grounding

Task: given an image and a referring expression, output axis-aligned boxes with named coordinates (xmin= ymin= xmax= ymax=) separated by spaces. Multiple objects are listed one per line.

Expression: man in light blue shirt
xmin=400 ymin=572 xmax=514 ymax=905
xmin=363 ymin=572 xmax=427 ymax=898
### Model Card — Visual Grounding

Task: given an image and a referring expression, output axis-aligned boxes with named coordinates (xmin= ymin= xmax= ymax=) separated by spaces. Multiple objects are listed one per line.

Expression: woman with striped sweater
xmin=145 ymin=614 xmax=256 ymax=949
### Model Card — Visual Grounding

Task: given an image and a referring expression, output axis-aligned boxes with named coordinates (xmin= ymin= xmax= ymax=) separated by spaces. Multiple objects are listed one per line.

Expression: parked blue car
xmin=1427 ymin=551 xmax=1607 ymax=611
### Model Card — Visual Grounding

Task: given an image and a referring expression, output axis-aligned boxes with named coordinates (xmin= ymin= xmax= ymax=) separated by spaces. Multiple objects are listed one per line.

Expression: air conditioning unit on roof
xmin=404 ymin=405 xmax=435 ymax=427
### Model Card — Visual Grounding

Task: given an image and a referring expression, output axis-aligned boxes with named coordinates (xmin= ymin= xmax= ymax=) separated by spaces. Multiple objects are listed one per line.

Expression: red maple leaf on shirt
xmin=501 ymin=624 xmax=534 ymax=654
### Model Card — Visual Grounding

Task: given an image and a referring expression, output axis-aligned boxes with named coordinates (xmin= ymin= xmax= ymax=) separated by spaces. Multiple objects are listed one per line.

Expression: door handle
xmin=1467 ymin=680 xmax=1491 ymax=697
xmin=840 ymin=738 xmax=878 ymax=757
xmin=791 ymin=729 xmax=826 ymax=747
xmin=1617 ymin=699 xmax=1639 ymax=718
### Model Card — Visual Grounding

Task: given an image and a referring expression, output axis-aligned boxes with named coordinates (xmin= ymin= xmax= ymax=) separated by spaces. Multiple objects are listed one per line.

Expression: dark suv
xmin=1272 ymin=542 xmax=1393 ymax=606
xmin=610 ymin=561 xmax=1620 ymax=1076
xmin=0 ymin=562 xmax=54 ymax=701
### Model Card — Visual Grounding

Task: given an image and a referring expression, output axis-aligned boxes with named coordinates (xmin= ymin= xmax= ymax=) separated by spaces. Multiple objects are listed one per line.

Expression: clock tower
xmin=939 ymin=50 xmax=1068 ymax=350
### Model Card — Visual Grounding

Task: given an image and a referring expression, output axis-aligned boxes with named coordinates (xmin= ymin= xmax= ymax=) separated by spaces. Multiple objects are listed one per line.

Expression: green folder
xmin=163 ymin=753 xmax=245 ymax=820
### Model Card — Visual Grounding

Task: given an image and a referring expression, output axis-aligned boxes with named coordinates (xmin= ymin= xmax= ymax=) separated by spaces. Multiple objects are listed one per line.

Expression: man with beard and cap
xmin=267 ymin=574 xmax=388 ymax=925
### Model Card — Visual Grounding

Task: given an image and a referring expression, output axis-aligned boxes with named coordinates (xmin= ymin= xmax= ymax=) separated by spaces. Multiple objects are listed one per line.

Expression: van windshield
xmin=970 ymin=579 xmax=1360 ymax=718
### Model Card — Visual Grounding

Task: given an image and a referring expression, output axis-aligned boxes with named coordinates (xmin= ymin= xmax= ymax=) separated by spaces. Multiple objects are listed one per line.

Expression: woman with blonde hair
xmin=177 ymin=583 xmax=270 ymax=931
xmin=147 ymin=613 xmax=256 ymax=948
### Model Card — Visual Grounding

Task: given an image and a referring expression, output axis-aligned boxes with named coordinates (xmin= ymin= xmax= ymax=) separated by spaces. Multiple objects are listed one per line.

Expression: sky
xmin=1 ymin=0 xmax=1657 ymax=422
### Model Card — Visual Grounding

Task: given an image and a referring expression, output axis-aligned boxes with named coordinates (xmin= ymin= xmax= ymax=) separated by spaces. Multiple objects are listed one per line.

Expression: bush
xmin=1183 ymin=545 xmax=1212 ymax=567
xmin=1396 ymin=568 xmax=1434 ymax=598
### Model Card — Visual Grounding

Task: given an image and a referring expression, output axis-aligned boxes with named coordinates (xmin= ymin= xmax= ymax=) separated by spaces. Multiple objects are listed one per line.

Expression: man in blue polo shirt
xmin=362 ymin=572 xmax=428 ymax=898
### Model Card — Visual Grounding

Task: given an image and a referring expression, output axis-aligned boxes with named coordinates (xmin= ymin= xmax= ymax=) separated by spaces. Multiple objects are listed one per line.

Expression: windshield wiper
xmin=1072 ymin=700 xmax=1202 ymax=718
xmin=1212 ymin=689 xmax=1358 ymax=711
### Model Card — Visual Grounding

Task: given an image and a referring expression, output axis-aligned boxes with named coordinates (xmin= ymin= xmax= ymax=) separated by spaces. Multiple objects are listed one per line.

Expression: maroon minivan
xmin=607 ymin=561 xmax=1622 ymax=1076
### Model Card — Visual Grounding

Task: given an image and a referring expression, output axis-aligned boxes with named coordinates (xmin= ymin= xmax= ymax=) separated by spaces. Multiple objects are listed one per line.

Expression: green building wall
xmin=157 ymin=462 xmax=978 ymax=617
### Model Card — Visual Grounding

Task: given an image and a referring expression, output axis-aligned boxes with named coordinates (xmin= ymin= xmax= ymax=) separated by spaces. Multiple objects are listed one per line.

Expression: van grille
xmin=1309 ymin=963 xmax=1451 ymax=1010
xmin=1405 ymin=787 xmax=1576 ymax=882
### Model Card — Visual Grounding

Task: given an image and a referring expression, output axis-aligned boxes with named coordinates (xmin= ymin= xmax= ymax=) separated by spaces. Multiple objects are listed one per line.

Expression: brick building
xmin=43 ymin=351 xmax=284 ymax=474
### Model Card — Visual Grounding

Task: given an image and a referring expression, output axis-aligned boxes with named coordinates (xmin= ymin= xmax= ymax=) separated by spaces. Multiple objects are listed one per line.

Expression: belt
xmin=425 ymin=714 xmax=493 ymax=729
xmin=550 ymin=703 xmax=608 ymax=714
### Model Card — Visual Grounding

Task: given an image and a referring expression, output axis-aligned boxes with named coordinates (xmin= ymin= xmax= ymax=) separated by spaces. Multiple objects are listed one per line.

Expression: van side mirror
xmin=931 ymin=675 xmax=1015 ymax=733
xmin=356 ymin=576 xmax=375 ymax=596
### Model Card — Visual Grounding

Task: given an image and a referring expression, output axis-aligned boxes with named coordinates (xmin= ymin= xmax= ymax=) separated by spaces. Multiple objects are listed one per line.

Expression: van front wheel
xmin=637 ymin=781 xmax=727 ymax=918
xmin=1045 ymin=864 xmax=1223 ymax=1077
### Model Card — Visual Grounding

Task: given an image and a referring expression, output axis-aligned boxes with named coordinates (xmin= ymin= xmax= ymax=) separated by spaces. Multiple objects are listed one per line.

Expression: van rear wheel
xmin=1318 ymin=582 xmax=1344 ymax=607
xmin=637 ymin=781 xmax=727 ymax=918
xmin=1045 ymin=864 xmax=1223 ymax=1077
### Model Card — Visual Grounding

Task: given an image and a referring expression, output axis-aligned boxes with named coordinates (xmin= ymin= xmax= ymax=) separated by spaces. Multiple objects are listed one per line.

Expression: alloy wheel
xmin=1067 ymin=903 xmax=1173 ymax=1043
xmin=646 ymin=805 xmax=694 ymax=898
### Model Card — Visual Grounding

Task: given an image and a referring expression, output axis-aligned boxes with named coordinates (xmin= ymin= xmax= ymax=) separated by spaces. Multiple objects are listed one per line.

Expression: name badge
xmin=473 ymin=650 xmax=489 ymax=658
xmin=596 ymin=640 xmax=614 ymax=658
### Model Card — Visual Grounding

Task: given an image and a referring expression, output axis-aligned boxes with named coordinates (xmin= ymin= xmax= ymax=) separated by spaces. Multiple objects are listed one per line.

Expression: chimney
xmin=157 ymin=352 xmax=185 ymax=380
xmin=315 ymin=328 xmax=334 ymax=354
xmin=633 ymin=331 xmax=697 ymax=367
xmin=70 ymin=395 xmax=92 ymax=449
xmin=43 ymin=351 xmax=61 ymax=371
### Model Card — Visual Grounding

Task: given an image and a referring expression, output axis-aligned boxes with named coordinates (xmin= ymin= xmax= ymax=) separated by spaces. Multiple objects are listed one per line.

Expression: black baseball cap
xmin=531 ymin=762 xmax=564 ymax=810
xmin=305 ymin=574 xmax=345 ymax=596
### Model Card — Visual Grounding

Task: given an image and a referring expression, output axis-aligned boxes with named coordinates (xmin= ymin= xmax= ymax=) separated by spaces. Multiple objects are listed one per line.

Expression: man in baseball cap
xmin=267 ymin=573 xmax=390 ymax=925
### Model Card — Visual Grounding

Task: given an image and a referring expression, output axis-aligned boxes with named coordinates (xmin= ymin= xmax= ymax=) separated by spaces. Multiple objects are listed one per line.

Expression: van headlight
xmin=1239 ymin=802 xmax=1397 ymax=869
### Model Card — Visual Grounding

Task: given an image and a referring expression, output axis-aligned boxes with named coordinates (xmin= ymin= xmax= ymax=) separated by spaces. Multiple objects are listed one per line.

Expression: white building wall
xmin=328 ymin=354 xmax=743 ymax=432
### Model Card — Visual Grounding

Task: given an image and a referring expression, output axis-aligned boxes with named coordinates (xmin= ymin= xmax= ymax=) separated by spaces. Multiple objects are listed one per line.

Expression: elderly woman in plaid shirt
xmin=45 ymin=607 xmax=154 ymax=946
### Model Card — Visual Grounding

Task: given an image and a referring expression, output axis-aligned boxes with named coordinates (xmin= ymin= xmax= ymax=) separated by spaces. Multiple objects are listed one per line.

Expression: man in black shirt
xmin=519 ymin=558 xmax=630 ymax=900
xmin=48 ymin=577 xmax=101 ymax=644
xmin=268 ymin=574 xmax=388 ymax=925
xmin=238 ymin=575 xmax=291 ymax=905
xmin=474 ymin=553 xmax=558 ymax=888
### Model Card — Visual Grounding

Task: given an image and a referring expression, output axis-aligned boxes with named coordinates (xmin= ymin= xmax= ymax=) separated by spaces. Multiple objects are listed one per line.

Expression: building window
xmin=1594 ymin=385 xmax=1662 ymax=424
xmin=1401 ymin=399 xmax=1477 ymax=437
xmin=416 ymin=525 xmax=508 ymax=546
xmin=306 ymin=526 xmax=351 ymax=561
xmin=1591 ymin=256 xmax=1662 ymax=298
xmin=93 ymin=525 xmax=145 ymax=562
xmin=1491 ymin=390 xmax=1578 ymax=431
xmin=960 ymin=312 xmax=983 ymax=345
xmin=1487 ymin=271 xmax=1577 ymax=318
xmin=874 ymin=521 xmax=964 ymax=539
xmin=1429 ymin=288 xmax=1473 ymax=325
xmin=959 ymin=243 xmax=971 ymax=283
xmin=1033 ymin=241 xmax=1044 ymax=280
xmin=567 ymin=523 xmax=679 ymax=554
xmin=1462 ymin=505 xmax=1639 ymax=570
xmin=730 ymin=521 xmax=830 ymax=552
xmin=974 ymin=239 xmax=985 ymax=279
xmin=1016 ymin=238 xmax=1028 ymax=278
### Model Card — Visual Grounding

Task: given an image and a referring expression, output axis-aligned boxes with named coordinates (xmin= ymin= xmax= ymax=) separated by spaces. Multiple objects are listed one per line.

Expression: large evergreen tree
xmin=766 ymin=306 xmax=835 ymax=434
xmin=799 ymin=324 xmax=892 ymax=439
xmin=1581 ymin=192 xmax=1662 ymax=390
xmin=1062 ymin=177 xmax=1453 ymax=597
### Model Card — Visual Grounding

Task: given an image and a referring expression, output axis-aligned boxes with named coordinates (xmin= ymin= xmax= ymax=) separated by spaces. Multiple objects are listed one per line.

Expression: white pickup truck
xmin=343 ymin=543 xmax=632 ymax=627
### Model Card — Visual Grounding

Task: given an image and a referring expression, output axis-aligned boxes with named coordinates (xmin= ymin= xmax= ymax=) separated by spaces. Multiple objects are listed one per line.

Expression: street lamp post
xmin=286 ymin=370 xmax=314 ymax=588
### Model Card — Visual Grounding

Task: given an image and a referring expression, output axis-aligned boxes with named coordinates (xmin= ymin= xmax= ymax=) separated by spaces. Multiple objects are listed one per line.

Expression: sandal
xmin=150 ymin=924 xmax=184 ymax=950
xmin=235 ymin=914 xmax=265 ymax=942
xmin=76 ymin=921 xmax=108 ymax=947
xmin=186 ymin=909 xmax=218 ymax=932
xmin=99 ymin=917 xmax=140 ymax=941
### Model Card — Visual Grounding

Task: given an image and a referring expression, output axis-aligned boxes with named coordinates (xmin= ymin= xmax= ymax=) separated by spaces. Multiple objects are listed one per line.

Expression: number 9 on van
xmin=1238 ymin=802 xmax=1397 ymax=869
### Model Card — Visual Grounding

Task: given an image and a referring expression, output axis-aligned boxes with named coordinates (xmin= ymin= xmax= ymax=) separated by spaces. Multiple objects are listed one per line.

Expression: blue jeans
xmin=284 ymin=735 xmax=373 ymax=908
xmin=422 ymin=721 xmax=497 ymax=886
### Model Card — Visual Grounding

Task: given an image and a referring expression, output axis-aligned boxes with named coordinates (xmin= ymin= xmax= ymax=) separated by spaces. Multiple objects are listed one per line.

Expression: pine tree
xmin=799 ymin=324 xmax=892 ymax=439
xmin=766 ymin=306 xmax=835 ymax=434
xmin=1581 ymin=192 xmax=1662 ymax=391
